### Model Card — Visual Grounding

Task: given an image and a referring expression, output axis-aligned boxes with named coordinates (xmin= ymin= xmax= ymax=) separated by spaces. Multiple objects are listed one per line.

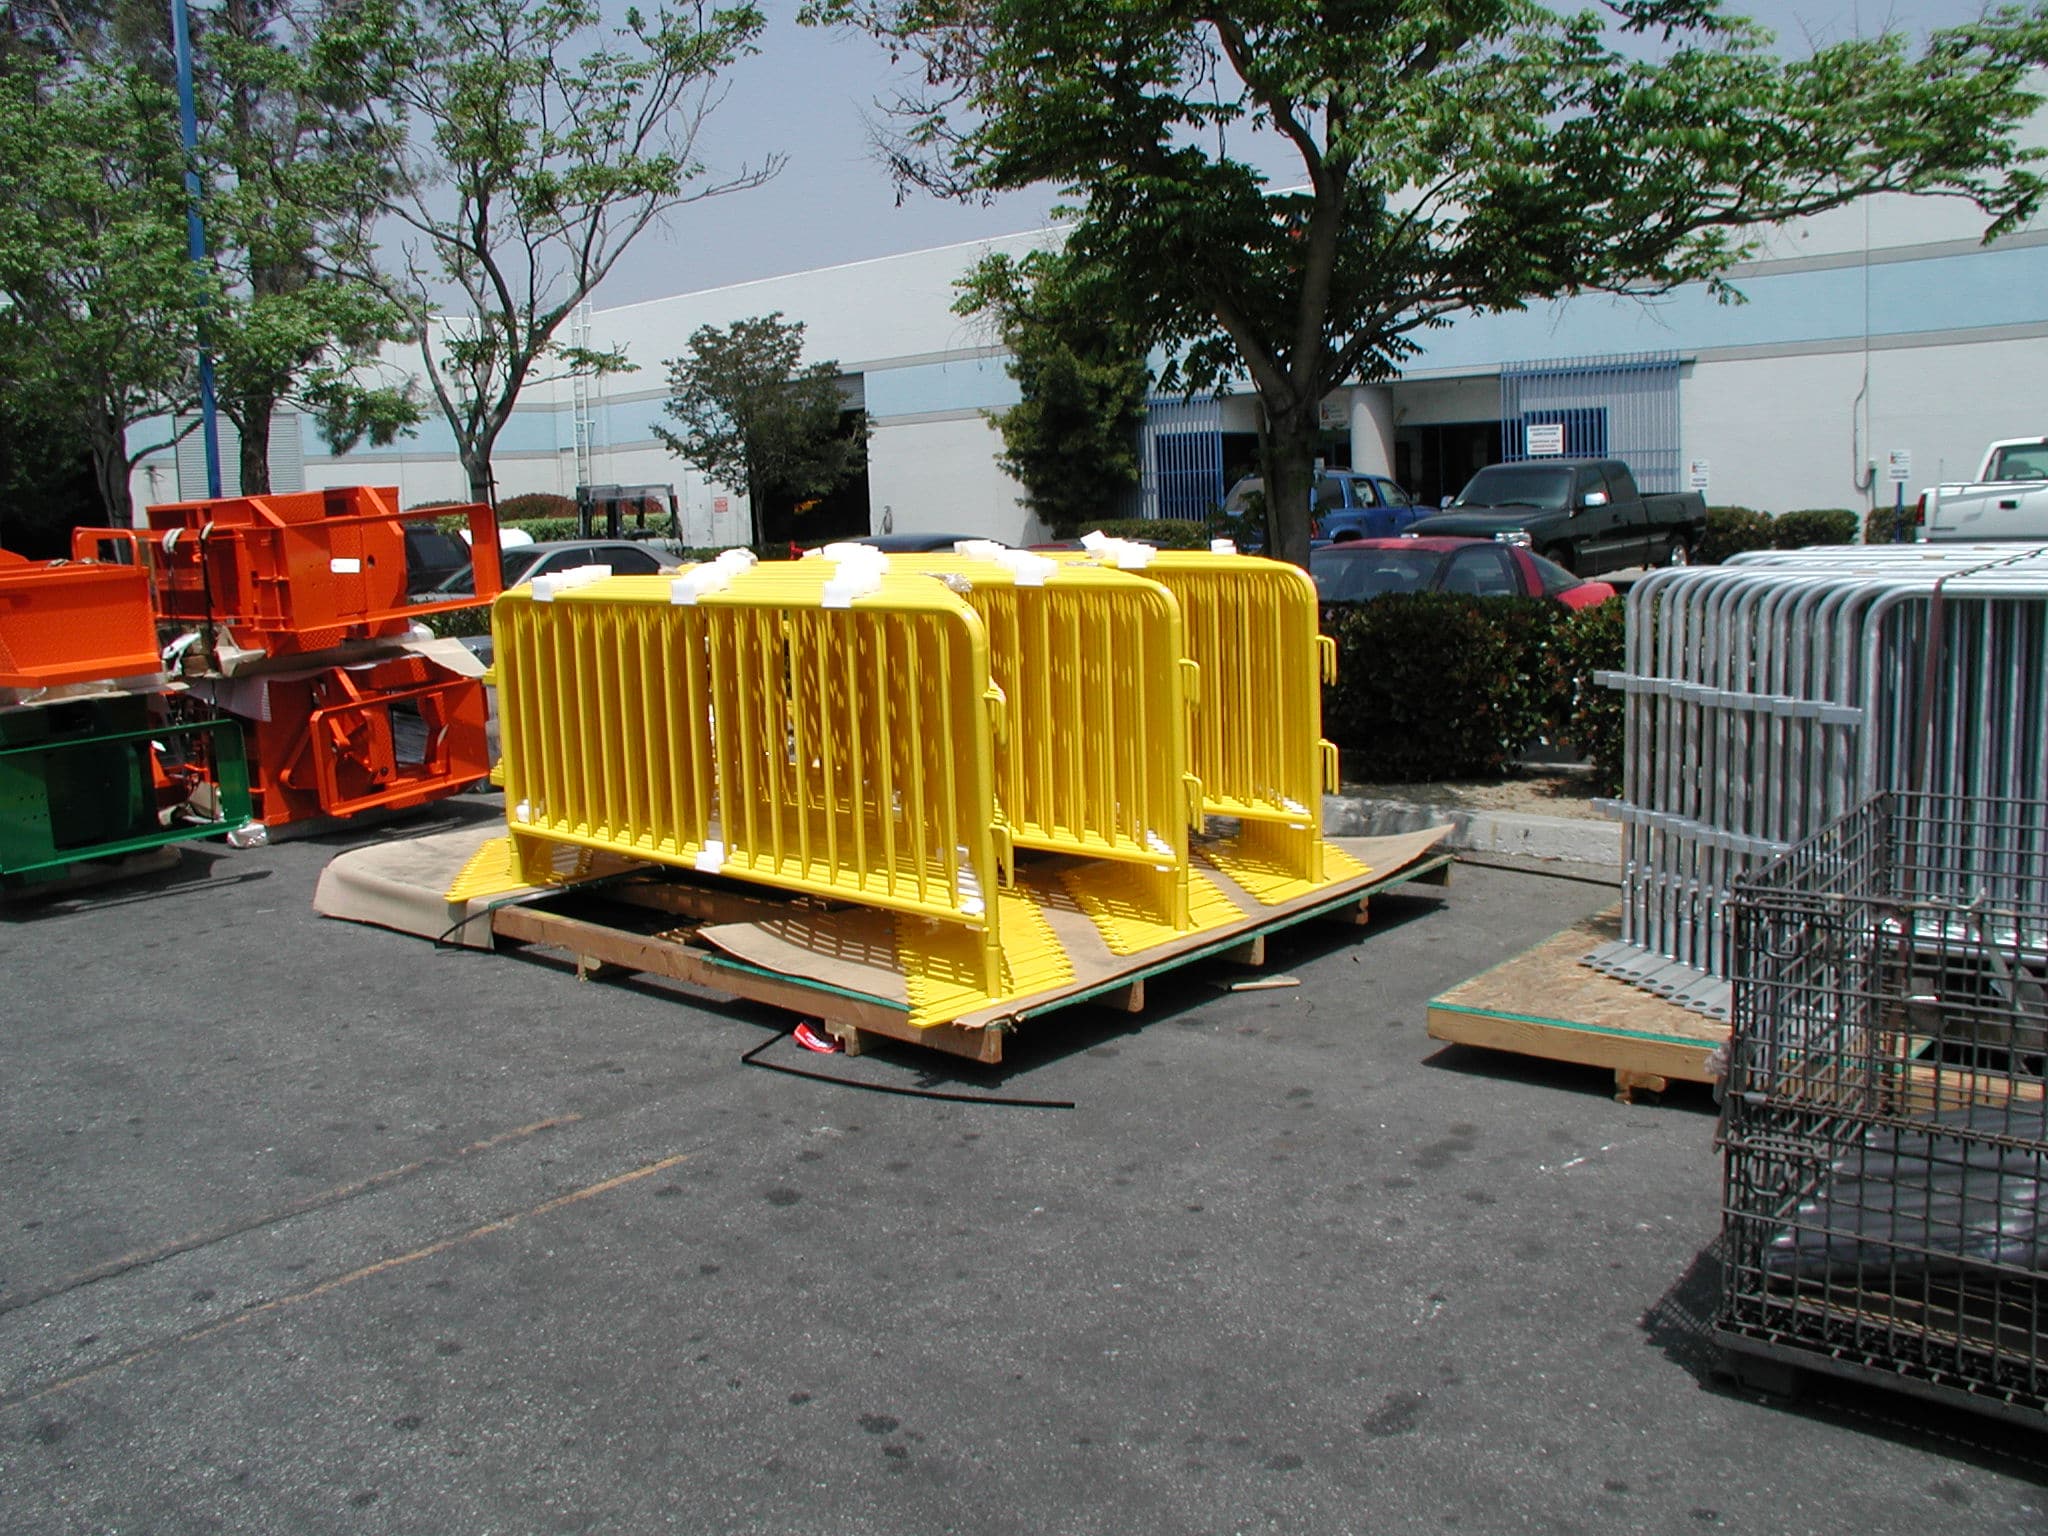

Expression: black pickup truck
xmin=1408 ymin=458 xmax=1707 ymax=575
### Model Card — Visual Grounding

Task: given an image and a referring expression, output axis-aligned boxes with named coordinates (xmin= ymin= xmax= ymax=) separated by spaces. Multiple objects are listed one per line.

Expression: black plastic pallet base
xmin=1713 ymin=1326 xmax=2048 ymax=1432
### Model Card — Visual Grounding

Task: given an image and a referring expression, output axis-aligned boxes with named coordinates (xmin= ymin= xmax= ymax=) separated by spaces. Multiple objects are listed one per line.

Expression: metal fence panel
xmin=1591 ymin=544 xmax=2048 ymax=1016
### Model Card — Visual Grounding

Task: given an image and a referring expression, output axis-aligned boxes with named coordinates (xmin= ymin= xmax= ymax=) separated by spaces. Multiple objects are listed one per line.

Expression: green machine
xmin=0 ymin=694 xmax=252 ymax=888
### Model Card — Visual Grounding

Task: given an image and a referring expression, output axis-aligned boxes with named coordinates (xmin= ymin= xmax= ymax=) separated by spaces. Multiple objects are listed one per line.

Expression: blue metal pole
xmin=170 ymin=0 xmax=222 ymax=498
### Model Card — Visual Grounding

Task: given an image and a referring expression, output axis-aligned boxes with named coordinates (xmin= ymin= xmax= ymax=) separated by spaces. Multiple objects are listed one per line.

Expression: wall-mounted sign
xmin=1526 ymin=422 xmax=1565 ymax=456
xmin=714 ymin=496 xmax=730 ymax=514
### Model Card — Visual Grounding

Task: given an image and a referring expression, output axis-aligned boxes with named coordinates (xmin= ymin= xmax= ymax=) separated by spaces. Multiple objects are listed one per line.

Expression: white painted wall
xmin=866 ymin=415 xmax=1044 ymax=544
xmin=1679 ymin=335 xmax=2048 ymax=512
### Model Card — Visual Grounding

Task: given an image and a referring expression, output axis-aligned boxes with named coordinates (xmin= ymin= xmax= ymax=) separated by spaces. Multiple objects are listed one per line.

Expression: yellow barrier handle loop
xmin=1318 ymin=634 xmax=1338 ymax=685
xmin=984 ymin=682 xmax=1008 ymax=747
xmin=1183 ymin=773 xmax=1207 ymax=835
xmin=1321 ymin=739 xmax=1341 ymax=793
xmin=1178 ymin=656 xmax=1201 ymax=709
xmin=990 ymin=822 xmax=1015 ymax=886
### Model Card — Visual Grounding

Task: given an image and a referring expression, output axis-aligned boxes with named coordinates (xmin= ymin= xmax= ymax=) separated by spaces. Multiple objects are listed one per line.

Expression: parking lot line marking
xmin=0 ymin=1114 xmax=582 ymax=1319
xmin=9 ymin=1150 xmax=692 ymax=1407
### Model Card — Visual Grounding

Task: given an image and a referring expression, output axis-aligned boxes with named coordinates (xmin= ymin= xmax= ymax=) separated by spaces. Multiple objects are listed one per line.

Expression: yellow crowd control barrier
xmin=888 ymin=551 xmax=1204 ymax=926
xmin=1054 ymin=544 xmax=1338 ymax=882
xmin=491 ymin=566 xmax=1008 ymax=991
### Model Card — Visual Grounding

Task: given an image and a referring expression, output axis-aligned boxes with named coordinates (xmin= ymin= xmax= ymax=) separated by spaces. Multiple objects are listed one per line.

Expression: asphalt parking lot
xmin=3 ymin=797 xmax=2044 ymax=1534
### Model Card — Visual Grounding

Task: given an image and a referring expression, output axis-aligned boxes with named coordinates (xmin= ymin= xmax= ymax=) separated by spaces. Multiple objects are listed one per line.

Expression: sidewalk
xmin=1325 ymin=770 xmax=1620 ymax=874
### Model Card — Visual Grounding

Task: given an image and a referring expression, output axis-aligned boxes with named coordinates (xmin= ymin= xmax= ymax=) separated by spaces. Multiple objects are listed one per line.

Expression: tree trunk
xmin=1263 ymin=398 xmax=1321 ymax=570
xmin=83 ymin=406 xmax=134 ymax=528
xmin=232 ymin=397 xmax=275 ymax=497
xmin=460 ymin=443 xmax=496 ymax=508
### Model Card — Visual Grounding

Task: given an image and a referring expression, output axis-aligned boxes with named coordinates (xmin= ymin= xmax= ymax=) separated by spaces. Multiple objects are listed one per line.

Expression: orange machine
xmin=0 ymin=550 xmax=161 ymax=689
xmin=71 ymin=486 xmax=503 ymax=828
xmin=78 ymin=485 xmax=502 ymax=659
xmin=208 ymin=651 xmax=491 ymax=826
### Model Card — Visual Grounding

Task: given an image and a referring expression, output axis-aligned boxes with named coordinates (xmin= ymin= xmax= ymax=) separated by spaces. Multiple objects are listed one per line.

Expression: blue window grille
xmin=1138 ymin=394 xmax=1225 ymax=521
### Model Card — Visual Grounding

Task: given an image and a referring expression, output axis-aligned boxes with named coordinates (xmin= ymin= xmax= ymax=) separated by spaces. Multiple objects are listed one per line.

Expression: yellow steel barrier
xmin=1054 ymin=544 xmax=1336 ymax=882
xmin=886 ymin=553 xmax=1203 ymax=914
xmin=491 ymin=567 xmax=1008 ymax=990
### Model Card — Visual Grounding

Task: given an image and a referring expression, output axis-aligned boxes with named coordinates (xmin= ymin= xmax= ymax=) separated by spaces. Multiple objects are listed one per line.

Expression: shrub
xmin=1696 ymin=505 xmax=1772 ymax=564
xmin=1548 ymin=598 xmax=1627 ymax=795
xmin=1864 ymin=501 xmax=1921 ymax=544
xmin=1321 ymin=594 xmax=1560 ymax=780
xmin=506 ymin=516 xmax=581 ymax=542
xmin=497 ymin=492 xmax=577 ymax=523
xmin=1772 ymin=508 xmax=1859 ymax=549
xmin=1053 ymin=515 xmax=1226 ymax=549
xmin=420 ymin=605 xmax=491 ymax=640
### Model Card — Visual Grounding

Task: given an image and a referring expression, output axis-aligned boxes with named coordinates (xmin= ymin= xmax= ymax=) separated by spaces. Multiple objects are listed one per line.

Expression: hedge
xmin=1697 ymin=506 xmax=1772 ymax=564
xmin=1320 ymin=593 xmax=1627 ymax=791
xmin=1863 ymin=502 xmax=1921 ymax=544
xmin=1062 ymin=516 xmax=1223 ymax=549
xmin=1771 ymin=508 xmax=1858 ymax=549
xmin=496 ymin=492 xmax=577 ymax=523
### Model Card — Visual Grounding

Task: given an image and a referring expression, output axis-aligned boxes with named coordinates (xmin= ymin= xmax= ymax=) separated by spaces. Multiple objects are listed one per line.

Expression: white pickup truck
xmin=1922 ymin=437 xmax=2048 ymax=540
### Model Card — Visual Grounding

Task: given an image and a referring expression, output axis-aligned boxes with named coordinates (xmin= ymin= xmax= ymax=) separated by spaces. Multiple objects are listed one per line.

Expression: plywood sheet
xmin=1427 ymin=906 xmax=1725 ymax=1092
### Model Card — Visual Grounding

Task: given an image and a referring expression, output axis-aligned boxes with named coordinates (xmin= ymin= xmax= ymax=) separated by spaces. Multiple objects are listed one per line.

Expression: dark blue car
xmin=1222 ymin=470 xmax=1427 ymax=544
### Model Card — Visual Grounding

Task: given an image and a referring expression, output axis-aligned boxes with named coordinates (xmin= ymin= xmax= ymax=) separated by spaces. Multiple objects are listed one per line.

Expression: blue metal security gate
xmin=1138 ymin=394 xmax=1225 ymax=521
xmin=1499 ymin=352 xmax=1682 ymax=492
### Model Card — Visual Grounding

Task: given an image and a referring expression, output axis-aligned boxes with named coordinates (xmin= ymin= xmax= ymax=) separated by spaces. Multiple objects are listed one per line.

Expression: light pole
xmin=170 ymin=0 xmax=222 ymax=499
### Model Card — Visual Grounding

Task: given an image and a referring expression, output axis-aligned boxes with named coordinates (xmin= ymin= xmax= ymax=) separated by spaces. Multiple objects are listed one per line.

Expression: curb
xmin=1324 ymin=793 xmax=1620 ymax=874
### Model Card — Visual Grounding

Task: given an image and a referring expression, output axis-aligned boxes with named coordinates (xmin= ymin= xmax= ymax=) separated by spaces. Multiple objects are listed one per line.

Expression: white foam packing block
xmin=531 ymin=564 xmax=613 ymax=602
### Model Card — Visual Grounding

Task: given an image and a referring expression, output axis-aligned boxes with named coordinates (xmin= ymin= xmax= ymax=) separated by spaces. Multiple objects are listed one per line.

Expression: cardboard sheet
xmin=313 ymin=821 xmax=506 ymax=949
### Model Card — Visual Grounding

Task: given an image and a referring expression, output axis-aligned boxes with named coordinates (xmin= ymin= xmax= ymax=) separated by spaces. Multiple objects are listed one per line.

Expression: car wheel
xmin=1662 ymin=536 xmax=1692 ymax=567
xmin=1543 ymin=545 xmax=1576 ymax=575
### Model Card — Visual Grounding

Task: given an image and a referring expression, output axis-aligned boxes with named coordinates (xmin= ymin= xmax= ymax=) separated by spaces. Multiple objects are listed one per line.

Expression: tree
xmin=653 ymin=312 xmax=868 ymax=546
xmin=956 ymin=247 xmax=1151 ymax=534
xmin=195 ymin=0 xmax=423 ymax=494
xmin=3 ymin=0 xmax=420 ymax=506
xmin=0 ymin=50 xmax=198 ymax=525
xmin=808 ymin=0 xmax=2048 ymax=566
xmin=315 ymin=0 xmax=783 ymax=506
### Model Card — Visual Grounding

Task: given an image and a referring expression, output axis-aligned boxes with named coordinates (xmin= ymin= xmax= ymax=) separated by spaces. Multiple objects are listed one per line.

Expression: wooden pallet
xmin=490 ymin=851 xmax=1455 ymax=1064
xmin=1425 ymin=906 xmax=1725 ymax=1102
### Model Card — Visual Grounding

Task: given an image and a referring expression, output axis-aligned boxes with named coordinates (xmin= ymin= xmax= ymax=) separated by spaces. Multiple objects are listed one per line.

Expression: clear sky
xmin=594 ymin=0 xmax=2018 ymax=309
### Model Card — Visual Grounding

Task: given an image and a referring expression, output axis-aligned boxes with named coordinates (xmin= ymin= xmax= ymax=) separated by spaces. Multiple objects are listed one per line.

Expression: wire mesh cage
xmin=1719 ymin=791 xmax=2048 ymax=1426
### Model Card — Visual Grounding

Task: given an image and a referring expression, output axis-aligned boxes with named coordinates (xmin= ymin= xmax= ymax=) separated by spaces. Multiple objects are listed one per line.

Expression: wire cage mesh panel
xmin=1720 ymin=791 xmax=2048 ymax=1425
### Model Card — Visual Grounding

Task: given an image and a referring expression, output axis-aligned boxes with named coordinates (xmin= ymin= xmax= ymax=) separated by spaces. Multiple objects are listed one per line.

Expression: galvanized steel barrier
xmin=1592 ymin=542 xmax=2048 ymax=1015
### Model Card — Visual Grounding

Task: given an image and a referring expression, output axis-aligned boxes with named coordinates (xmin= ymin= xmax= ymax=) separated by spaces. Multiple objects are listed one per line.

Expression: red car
xmin=1309 ymin=536 xmax=1616 ymax=611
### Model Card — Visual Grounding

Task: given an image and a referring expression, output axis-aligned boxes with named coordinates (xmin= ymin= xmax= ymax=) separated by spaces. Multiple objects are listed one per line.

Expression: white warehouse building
xmin=136 ymin=185 xmax=2048 ymax=544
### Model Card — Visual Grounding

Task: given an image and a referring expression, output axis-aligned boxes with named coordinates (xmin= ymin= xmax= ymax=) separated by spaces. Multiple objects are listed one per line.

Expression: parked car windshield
xmin=1310 ymin=546 xmax=1442 ymax=602
xmin=1454 ymin=466 xmax=1575 ymax=510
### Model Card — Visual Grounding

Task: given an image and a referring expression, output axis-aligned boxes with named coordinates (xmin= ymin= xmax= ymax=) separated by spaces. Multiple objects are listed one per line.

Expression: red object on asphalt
xmin=792 ymin=1022 xmax=841 ymax=1054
